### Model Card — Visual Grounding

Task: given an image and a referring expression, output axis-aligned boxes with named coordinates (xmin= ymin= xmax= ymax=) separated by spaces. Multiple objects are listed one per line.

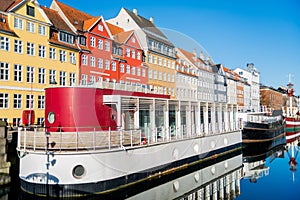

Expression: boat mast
xmin=287 ymin=74 xmax=294 ymax=117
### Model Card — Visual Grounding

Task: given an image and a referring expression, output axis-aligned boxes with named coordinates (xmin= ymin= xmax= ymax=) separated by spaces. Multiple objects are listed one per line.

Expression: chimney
xmin=200 ymin=51 xmax=205 ymax=60
xmin=150 ymin=17 xmax=154 ymax=23
xmin=133 ymin=8 xmax=138 ymax=15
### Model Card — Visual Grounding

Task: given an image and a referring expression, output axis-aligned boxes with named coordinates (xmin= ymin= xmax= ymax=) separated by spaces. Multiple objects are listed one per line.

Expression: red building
xmin=110 ymin=29 xmax=148 ymax=86
xmin=50 ymin=1 xmax=114 ymax=84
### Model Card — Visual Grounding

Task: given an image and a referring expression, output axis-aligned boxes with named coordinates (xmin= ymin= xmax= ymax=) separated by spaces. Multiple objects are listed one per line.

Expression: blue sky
xmin=40 ymin=0 xmax=300 ymax=95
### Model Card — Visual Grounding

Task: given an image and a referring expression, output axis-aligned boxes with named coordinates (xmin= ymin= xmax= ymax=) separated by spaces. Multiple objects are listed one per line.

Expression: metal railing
xmin=17 ymin=123 xmax=241 ymax=152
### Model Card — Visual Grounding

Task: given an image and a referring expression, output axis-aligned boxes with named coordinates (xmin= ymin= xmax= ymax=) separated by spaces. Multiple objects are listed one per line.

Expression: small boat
xmin=240 ymin=111 xmax=285 ymax=143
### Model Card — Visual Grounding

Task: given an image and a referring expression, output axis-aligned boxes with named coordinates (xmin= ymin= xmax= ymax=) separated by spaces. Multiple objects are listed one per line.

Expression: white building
xmin=234 ymin=63 xmax=260 ymax=112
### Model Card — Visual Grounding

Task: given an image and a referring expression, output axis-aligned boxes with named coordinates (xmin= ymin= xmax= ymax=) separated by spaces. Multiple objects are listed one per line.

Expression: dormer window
xmin=27 ymin=5 xmax=35 ymax=17
xmin=80 ymin=36 xmax=86 ymax=46
xmin=59 ymin=32 xmax=74 ymax=44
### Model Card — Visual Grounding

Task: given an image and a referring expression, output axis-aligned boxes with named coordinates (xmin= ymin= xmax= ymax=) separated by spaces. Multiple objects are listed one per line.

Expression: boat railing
xmin=17 ymin=123 xmax=240 ymax=152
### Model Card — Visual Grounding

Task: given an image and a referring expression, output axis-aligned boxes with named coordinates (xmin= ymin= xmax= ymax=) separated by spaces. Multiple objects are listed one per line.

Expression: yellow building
xmin=0 ymin=0 xmax=79 ymax=126
xmin=107 ymin=8 xmax=177 ymax=98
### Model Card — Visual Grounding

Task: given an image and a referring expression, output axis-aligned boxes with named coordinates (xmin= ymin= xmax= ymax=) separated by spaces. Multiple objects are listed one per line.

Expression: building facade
xmin=0 ymin=0 xmax=79 ymax=126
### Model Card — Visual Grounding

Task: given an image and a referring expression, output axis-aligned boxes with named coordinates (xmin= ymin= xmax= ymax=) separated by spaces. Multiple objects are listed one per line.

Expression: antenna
xmin=288 ymin=73 xmax=294 ymax=83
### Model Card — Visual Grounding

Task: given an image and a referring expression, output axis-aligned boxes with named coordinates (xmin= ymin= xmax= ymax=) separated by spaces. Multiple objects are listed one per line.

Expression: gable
xmin=125 ymin=33 xmax=141 ymax=49
xmin=9 ymin=0 xmax=51 ymax=24
xmin=88 ymin=18 xmax=111 ymax=38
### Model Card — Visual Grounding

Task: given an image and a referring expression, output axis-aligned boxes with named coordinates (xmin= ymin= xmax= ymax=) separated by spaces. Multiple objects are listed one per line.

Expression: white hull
xmin=18 ymin=130 xmax=241 ymax=197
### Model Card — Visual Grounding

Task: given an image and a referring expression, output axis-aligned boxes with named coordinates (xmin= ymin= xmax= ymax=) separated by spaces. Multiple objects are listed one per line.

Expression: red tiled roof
xmin=0 ymin=14 xmax=15 ymax=35
xmin=41 ymin=6 xmax=73 ymax=33
xmin=56 ymin=1 xmax=94 ymax=31
xmin=106 ymin=22 xmax=124 ymax=35
xmin=83 ymin=17 xmax=99 ymax=31
xmin=0 ymin=0 xmax=22 ymax=12
xmin=113 ymin=30 xmax=133 ymax=44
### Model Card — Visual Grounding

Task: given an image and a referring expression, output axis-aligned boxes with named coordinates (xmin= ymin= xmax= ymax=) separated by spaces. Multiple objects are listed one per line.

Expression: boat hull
xmin=242 ymin=120 xmax=285 ymax=142
xmin=285 ymin=117 xmax=300 ymax=143
xmin=18 ymin=131 xmax=241 ymax=197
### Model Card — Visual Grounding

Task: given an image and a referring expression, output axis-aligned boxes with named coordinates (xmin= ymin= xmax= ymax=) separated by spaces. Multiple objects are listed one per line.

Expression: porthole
xmin=47 ymin=112 xmax=55 ymax=124
xmin=72 ymin=165 xmax=85 ymax=179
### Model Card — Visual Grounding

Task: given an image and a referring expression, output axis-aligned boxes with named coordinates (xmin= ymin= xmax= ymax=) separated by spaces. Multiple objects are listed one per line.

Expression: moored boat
xmin=282 ymin=81 xmax=300 ymax=143
xmin=17 ymin=84 xmax=242 ymax=197
xmin=240 ymin=111 xmax=285 ymax=143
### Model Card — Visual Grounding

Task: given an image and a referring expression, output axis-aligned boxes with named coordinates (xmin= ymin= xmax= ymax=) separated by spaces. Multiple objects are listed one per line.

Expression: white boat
xmin=17 ymin=85 xmax=242 ymax=197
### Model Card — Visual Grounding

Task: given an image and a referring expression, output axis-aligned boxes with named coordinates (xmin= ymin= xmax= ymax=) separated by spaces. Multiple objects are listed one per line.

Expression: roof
xmin=55 ymin=1 xmax=94 ymax=31
xmin=41 ymin=6 xmax=73 ymax=33
xmin=113 ymin=30 xmax=133 ymax=44
xmin=0 ymin=0 xmax=21 ymax=12
xmin=106 ymin=22 xmax=124 ymax=35
xmin=123 ymin=8 xmax=174 ymax=46
xmin=83 ymin=17 xmax=98 ymax=31
xmin=0 ymin=13 xmax=16 ymax=36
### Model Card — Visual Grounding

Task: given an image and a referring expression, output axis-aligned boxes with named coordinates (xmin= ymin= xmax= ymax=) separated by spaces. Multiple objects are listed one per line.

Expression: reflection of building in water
xmin=180 ymin=168 xmax=242 ymax=200
xmin=127 ymin=153 xmax=243 ymax=200
xmin=242 ymin=161 xmax=269 ymax=183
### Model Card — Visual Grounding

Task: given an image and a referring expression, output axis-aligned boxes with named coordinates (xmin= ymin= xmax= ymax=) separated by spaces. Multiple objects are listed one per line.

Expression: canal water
xmin=2 ymin=134 xmax=300 ymax=200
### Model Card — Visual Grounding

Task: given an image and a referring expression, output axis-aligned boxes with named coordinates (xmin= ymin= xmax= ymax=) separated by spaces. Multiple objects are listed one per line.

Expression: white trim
xmin=90 ymin=71 xmax=110 ymax=76
xmin=0 ymin=85 xmax=44 ymax=92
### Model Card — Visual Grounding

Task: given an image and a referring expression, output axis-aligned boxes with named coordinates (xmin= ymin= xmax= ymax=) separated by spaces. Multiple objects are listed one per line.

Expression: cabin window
xmin=26 ymin=5 xmax=35 ymax=17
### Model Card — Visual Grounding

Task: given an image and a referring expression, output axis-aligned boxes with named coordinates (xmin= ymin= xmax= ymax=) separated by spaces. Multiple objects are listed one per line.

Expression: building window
xmin=0 ymin=93 xmax=9 ymax=109
xmin=59 ymin=32 xmax=74 ymax=44
xmin=79 ymin=36 xmax=86 ymax=46
xmin=112 ymin=62 xmax=116 ymax=71
xmin=131 ymin=37 xmax=135 ymax=43
xmin=126 ymin=65 xmax=130 ymax=74
xmin=90 ymin=37 xmax=95 ymax=47
xmin=49 ymin=69 xmax=56 ymax=84
xmin=70 ymin=52 xmax=76 ymax=64
xmin=49 ymin=47 xmax=56 ymax=60
xmin=90 ymin=75 xmax=95 ymax=84
xmin=38 ymin=95 xmax=45 ymax=109
xmin=137 ymin=68 xmax=141 ymax=76
xmin=13 ymin=118 xmax=21 ymax=126
xmin=14 ymin=39 xmax=23 ymax=53
xmin=90 ymin=56 xmax=95 ymax=67
xmin=105 ymin=60 xmax=110 ymax=70
xmin=38 ymin=45 xmax=46 ymax=58
xmin=26 ymin=5 xmax=35 ymax=17
xmin=120 ymin=63 xmax=124 ymax=73
xmin=131 ymin=66 xmax=135 ymax=75
xmin=14 ymin=64 xmax=22 ymax=82
xmin=81 ymin=74 xmax=87 ymax=85
xmin=14 ymin=17 xmax=23 ymax=29
xmin=148 ymin=54 xmax=152 ymax=63
xmin=26 ymin=94 xmax=34 ymax=109
xmin=26 ymin=21 xmax=35 ymax=33
xmin=98 ymin=58 xmax=103 ymax=68
xmin=26 ymin=66 xmax=34 ymax=83
xmin=126 ymin=48 xmax=130 ymax=57
xmin=148 ymin=69 xmax=152 ymax=79
xmin=59 ymin=50 xmax=66 ymax=62
xmin=137 ymin=52 xmax=141 ymax=60
xmin=132 ymin=50 xmax=135 ymax=59
xmin=82 ymin=55 xmax=87 ymax=65
xmin=142 ymin=69 xmax=146 ymax=77
xmin=0 ymin=62 xmax=9 ymax=80
xmin=38 ymin=68 xmax=45 ymax=84
xmin=59 ymin=71 xmax=66 ymax=86
xmin=0 ymin=36 xmax=9 ymax=51
xmin=38 ymin=25 xmax=46 ymax=36
xmin=98 ymin=24 xmax=103 ymax=31
xmin=105 ymin=41 xmax=110 ymax=51
xmin=98 ymin=39 xmax=103 ymax=49
xmin=37 ymin=118 xmax=44 ymax=125
xmin=70 ymin=73 xmax=76 ymax=86
xmin=27 ymin=42 xmax=34 ymax=56
xmin=97 ymin=76 xmax=102 ymax=82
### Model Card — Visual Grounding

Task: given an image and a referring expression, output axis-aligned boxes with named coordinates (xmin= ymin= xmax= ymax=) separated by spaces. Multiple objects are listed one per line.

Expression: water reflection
xmin=6 ymin=134 xmax=300 ymax=199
